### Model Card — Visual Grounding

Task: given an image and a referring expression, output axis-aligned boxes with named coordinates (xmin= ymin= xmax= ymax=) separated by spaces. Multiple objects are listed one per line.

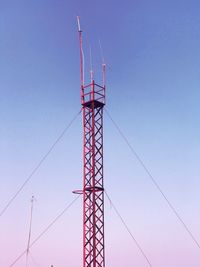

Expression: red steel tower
xmin=75 ymin=17 xmax=106 ymax=267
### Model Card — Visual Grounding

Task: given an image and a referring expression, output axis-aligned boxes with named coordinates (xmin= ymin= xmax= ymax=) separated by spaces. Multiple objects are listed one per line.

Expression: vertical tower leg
xmin=83 ymin=101 xmax=105 ymax=267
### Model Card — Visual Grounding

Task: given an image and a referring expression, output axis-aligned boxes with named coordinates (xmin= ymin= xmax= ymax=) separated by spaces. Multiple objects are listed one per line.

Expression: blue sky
xmin=1 ymin=0 xmax=200 ymax=266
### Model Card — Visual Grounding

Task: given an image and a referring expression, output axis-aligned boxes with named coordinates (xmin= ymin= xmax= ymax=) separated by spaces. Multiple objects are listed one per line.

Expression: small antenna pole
xmin=89 ymin=45 xmax=94 ymax=83
xmin=102 ymin=63 xmax=106 ymax=88
xmin=99 ymin=40 xmax=106 ymax=87
xmin=77 ymin=16 xmax=84 ymax=90
xmin=26 ymin=196 xmax=35 ymax=267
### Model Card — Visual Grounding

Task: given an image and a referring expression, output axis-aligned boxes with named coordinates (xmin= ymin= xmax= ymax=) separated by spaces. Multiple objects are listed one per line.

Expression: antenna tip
xmin=77 ymin=16 xmax=81 ymax=32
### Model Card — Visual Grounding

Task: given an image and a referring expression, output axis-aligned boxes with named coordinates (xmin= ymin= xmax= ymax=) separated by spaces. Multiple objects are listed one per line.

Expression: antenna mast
xmin=75 ymin=17 xmax=106 ymax=267
xmin=26 ymin=196 xmax=35 ymax=267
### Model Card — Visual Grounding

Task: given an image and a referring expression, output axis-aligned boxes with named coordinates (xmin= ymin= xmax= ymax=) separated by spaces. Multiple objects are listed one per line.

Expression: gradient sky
xmin=1 ymin=0 xmax=200 ymax=266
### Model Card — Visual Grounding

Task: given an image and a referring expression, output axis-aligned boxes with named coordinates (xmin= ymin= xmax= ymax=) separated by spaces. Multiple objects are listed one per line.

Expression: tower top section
xmin=77 ymin=17 xmax=106 ymax=107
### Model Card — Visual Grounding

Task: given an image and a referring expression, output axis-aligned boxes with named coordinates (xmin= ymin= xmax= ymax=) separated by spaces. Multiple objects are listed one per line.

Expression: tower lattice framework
xmin=82 ymin=81 xmax=105 ymax=267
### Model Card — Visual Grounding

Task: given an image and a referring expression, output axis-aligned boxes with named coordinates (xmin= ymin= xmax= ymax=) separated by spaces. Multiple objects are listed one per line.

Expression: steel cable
xmin=0 ymin=110 xmax=81 ymax=218
xmin=105 ymin=109 xmax=200 ymax=250
xmin=105 ymin=191 xmax=153 ymax=267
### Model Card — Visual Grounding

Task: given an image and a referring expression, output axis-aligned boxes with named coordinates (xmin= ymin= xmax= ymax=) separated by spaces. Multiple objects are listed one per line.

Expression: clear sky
xmin=1 ymin=0 xmax=200 ymax=266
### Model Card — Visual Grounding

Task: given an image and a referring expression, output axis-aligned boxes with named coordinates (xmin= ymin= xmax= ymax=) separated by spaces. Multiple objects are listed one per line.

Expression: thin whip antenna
xmin=99 ymin=40 xmax=105 ymax=64
xmin=89 ymin=45 xmax=94 ymax=82
xmin=77 ymin=16 xmax=84 ymax=87
xmin=102 ymin=63 xmax=106 ymax=88
xmin=99 ymin=40 xmax=106 ymax=87
xmin=26 ymin=196 xmax=35 ymax=267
